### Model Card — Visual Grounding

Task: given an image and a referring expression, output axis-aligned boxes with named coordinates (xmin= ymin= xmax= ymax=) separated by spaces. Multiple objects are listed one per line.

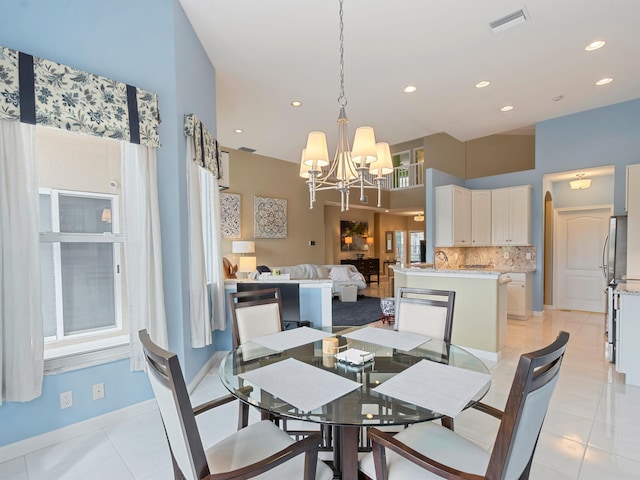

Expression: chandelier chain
xmin=338 ymin=0 xmax=347 ymax=107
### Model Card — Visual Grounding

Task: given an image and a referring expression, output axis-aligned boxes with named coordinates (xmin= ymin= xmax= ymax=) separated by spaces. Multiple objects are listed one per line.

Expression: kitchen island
xmin=393 ymin=267 xmax=510 ymax=361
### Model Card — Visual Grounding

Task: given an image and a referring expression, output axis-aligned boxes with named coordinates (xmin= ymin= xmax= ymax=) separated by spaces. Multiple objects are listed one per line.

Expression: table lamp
xmin=232 ymin=241 xmax=256 ymax=278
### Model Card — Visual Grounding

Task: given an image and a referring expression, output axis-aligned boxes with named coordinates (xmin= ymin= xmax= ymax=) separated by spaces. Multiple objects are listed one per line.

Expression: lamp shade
xmin=299 ymin=149 xmax=311 ymax=178
xmin=370 ymin=142 xmax=394 ymax=175
xmin=303 ymin=131 xmax=330 ymax=167
xmin=232 ymin=241 xmax=255 ymax=254
xmin=335 ymin=151 xmax=357 ymax=181
xmin=351 ymin=126 xmax=377 ymax=166
xmin=344 ymin=236 xmax=353 ymax=245
xmin=366 ymin=236 xmax=374 ymax=245
xmin=238 ymin=256 xmax=257 ymax=273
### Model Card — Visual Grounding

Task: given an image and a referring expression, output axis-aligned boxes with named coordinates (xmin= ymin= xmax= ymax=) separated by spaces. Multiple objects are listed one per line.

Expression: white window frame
xmin=39 ymin=188 xmax=127 ymax=366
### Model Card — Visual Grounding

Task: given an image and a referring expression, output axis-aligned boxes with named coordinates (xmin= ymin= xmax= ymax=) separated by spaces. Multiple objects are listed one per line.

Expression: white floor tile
xmin=0 ymin=457 xmax=28 ymax=480
xmin=580 ymin=446 xmax=640 ymax=479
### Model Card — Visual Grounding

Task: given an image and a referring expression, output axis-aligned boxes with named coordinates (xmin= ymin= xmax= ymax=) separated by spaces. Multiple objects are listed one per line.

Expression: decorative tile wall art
xmin=254 ymin=196 xmax=287 ymax=239
xmin=220 ymin=193 xmax=241 ymax=238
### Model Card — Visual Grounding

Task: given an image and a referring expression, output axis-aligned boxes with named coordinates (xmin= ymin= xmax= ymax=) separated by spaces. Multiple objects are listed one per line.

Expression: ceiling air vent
xmin=489 ymin=8 xmax=529 ymax=34
xmin=238 ymin=146 xmax=256 ymax=153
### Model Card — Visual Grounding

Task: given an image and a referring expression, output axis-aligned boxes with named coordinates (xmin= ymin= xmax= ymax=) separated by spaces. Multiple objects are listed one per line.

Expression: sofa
xmin=267 ymin=264 xmax=367 ymax=296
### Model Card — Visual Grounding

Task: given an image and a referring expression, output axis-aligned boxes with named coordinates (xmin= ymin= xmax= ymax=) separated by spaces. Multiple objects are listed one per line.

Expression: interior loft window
xmin=36 ymin=127 xmax=128 ymax=360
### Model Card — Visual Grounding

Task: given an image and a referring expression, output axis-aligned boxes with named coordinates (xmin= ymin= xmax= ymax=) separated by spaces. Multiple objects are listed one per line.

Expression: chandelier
xmin=300 ymin=0 xmax=393 ymax=211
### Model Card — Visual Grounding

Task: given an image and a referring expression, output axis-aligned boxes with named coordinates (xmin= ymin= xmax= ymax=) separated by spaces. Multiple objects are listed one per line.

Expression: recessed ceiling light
xmin=585 ymin=40 xmax=606 ymax=52
xmin=403 ymin=85 xmax=417 ymax=93
xmin=475 ymin=81 xmax=491 ymax=89
xmin=234 ymin=129 xmax=243 ymax=133
xmin=500 ymin=105 xmax=514 ymax=112
xmin=596 ymin=77 xmax=613 ymax=86
xmin=291 ymin=100 xmax=302 ymax=107
xmin=552 ymin=95 xmax=564 ymax=102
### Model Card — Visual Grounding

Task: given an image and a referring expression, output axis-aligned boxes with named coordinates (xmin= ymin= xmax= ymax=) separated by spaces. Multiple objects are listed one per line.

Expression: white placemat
xmin=250 ymin=326 xmax=334 ymax=351
xmin=373 ymin=359 xmax=492 ymax=418
xmin=238 ymin=358 xmax=361 ymax=412
xmin=342 ymin=327 xmax=430 ymax=351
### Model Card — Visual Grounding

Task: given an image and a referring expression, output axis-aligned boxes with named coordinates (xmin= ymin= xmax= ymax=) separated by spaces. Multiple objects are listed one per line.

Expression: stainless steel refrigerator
xmin=604 ymin=215 xmax=627 ymax=363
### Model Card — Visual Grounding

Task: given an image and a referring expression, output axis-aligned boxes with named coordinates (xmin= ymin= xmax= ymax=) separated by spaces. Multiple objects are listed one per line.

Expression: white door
xmin=554 ymin=207 xmax=612 ymax=312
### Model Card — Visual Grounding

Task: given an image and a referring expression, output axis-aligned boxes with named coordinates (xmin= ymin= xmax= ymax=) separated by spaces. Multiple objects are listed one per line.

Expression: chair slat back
xmin=487 ymin=331 xmax=570 ymax=480
xmin=394 ymin=288 xmax=455 ymax=343
xmin=139 ymin=329 xmax=208 ymax=480
xmin=229 ymin=288 xmax=284 ymax=347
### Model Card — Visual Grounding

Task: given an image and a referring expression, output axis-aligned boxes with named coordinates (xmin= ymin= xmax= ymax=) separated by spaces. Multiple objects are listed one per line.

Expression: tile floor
xmin=2 ymin=288 xmax=640 ymax=478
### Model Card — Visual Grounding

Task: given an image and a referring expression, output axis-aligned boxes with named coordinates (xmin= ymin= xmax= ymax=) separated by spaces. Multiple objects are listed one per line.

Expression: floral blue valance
xmin=184 ymin=113 xmax=220 ymax=178
xmin=0 ymin=45 xmax=160 ymax=147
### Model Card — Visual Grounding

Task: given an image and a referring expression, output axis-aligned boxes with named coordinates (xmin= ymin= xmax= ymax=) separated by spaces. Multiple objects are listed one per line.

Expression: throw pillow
xmin=316 ymin=265 xmax=330 ymax=279
xmin=329 ymin=266 xmax=352 ymax=282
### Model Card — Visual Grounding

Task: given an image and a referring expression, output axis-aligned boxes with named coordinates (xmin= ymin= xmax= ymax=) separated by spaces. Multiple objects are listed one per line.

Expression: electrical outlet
xmin=503 ymin=251 xmax=509 ymax=259
xmin=525 ymin=252 xmax=532 ymax=260
xmin=60 ymin=391 xmax=73 ymax=409
xmin=93 ymin=383 xmax=105 ymax=400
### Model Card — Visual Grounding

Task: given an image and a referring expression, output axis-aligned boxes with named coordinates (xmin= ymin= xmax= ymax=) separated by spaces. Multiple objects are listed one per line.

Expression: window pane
xmin=61 ymin=243 xmax=115 ymax=334
xmin=40 ymin=243 xmax=57 ymax=337
xmin=39 ymin=193 xmax=52 ymax=231
xmin=59 ymin=195 xmax=112 ymax=234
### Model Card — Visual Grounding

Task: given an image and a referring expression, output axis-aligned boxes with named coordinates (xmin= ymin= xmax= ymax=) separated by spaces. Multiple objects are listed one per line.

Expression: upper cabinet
xmin=435 ymin=185 xmax=471 ymax=247
xmin=491 ymin=185 xmax=532 ymax=246
xmin=626 ymin=164 xmax=640 ymax=278
xmin=471 ymin=190 xmax=492 ymax=246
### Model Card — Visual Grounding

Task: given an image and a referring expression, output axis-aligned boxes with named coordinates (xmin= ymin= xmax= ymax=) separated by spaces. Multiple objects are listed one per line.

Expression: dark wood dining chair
xmin=138 ymin=329 xmax=333 ymax=480
xmin=394 ymin=287 xmax=456 ymax=343
xmin=360 ymin=331 xmax=570 ymax=480
xmin=228 ymin=288 xmax=285 ymax=349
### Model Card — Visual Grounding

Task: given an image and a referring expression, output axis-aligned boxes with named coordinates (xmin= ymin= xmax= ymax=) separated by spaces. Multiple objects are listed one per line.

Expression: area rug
xmin=332 ymin=296 xmax=382 ymax=327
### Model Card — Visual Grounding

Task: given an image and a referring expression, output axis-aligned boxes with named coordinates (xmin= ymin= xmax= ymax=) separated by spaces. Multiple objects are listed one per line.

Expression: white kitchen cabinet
xmin=435 ymin=185 xmax=471 ymax=247
xmin=505 ymin=272 xmax=532 ymax=319
xmin=617 ymin=291 xmax=640 ymax=386
xmin=626 ymin=164 xmax=640 ymax=279
xmin=471 ymin=190 xmax=492 ymax=246
xmin=491 ymin=185 xmax=532 ymax=245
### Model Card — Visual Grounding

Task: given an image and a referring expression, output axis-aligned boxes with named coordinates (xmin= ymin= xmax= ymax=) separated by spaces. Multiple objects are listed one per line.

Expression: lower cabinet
xmin=506 ymin=272 xmax=532 ymax=319
xmin=617 ymin=292 xmax=640 ymax=386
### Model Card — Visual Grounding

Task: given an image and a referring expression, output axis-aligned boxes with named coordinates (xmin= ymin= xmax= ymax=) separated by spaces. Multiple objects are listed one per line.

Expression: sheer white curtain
xmin=187 ymin=140 xmax=226 ymax=348
xmin=0 ymin=120 xmax=43 ymax=404
xmin=121 ymin=143 xmax=168 ymax=371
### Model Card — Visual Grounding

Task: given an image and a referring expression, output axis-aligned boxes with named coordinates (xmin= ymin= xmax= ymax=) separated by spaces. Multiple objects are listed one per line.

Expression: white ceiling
xmin=179 ymin=0 xmax=640 ymax=165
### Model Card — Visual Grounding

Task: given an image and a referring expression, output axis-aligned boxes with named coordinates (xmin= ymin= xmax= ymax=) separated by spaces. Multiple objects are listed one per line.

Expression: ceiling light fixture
xmin=585 ymin=40 xmax=606 ymax=51
xmin=596 ymin=77 xmax=613 ymax=86
xmin=501 ymin=105 xmax=514 ymax=112
xmin=403 ymin=85 xmax=417 ymax=93
xmin=475 ymin=81 xmax=491 ymax=88
xmin=234 ymin=129 xmax=243 ymax=133
xmin=300 ymin=0 xmax=392 ymax=211
xmin=570 ymin=173 xmax=591 ymax=190
xmin=291 ymin=100 xmax=302 ymax=107
xmin=414 ymin=212 xmax=425 ymax=222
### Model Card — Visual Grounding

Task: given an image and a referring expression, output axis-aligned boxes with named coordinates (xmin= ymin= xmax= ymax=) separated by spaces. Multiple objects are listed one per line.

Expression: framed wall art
xmin=254 ymin=196 xmax=287 ymax=238
xmin=220 ymin=193 xmax=241 ymax=238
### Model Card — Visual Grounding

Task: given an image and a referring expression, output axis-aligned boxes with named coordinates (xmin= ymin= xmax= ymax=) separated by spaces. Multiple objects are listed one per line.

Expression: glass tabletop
xmin=219 ymin=326 xmax=491 ymax=427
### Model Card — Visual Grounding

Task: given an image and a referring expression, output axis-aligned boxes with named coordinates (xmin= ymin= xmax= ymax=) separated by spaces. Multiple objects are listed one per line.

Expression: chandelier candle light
xmin=301 ymin=0 xmax=393 ymax=211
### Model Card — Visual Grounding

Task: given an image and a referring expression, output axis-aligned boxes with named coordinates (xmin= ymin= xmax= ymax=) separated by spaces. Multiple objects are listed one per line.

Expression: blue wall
xmin=466 ymin=99 xmax=640 ymax=311
xmin=0 ymin=0 xmax=218 ymax=445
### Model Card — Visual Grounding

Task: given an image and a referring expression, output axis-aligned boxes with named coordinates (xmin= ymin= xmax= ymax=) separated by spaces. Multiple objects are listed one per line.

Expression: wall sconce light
xmin=232 ymin=240 xmax=256 ymax=277
xmin=570 ymin=173 xmax=591 ymax=190
xmin=101 ymin=208 xmax=112 ymax=223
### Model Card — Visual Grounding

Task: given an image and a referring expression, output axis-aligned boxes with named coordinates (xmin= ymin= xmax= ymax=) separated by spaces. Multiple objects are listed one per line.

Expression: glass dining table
xmin=219 ymin=326 xmax=491 ymax=480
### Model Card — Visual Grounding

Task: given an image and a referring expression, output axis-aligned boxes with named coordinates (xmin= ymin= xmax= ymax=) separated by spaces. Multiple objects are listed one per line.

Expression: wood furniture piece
xmin=394 ymin=288 xmax=456 ymax=344
xmin=228 ymin=288 xmax=284 ymax=348
xmin=219 ymin=326 xmax=491 ymax=480
xmin=341 ymin=258 xmax=380 ymax=285
xmin=138 ymin=329 xmax=332 ymax=480
xmin=361 ymin=331 xmax=570 ymax=480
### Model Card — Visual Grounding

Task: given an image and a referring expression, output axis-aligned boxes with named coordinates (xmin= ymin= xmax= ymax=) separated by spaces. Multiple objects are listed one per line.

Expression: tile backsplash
xmin=433 ymin=246 xmax=537 ymax=272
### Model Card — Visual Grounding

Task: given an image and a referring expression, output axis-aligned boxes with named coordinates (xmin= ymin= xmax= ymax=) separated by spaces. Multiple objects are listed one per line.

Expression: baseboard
xmin=187 ymin=350 xmax=227 ymax=394
xmin=0 ymin=399 xmax=157 ymax=464
xmin=534 ymin=310 xmax=544 ymax=316
xmin=459 ymin=345 xmax=500 ymax=363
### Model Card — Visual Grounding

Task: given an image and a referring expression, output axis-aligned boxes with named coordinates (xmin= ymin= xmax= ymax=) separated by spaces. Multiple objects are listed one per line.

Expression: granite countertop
xmin=616 ymin=280 xmax=640 ymax=295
